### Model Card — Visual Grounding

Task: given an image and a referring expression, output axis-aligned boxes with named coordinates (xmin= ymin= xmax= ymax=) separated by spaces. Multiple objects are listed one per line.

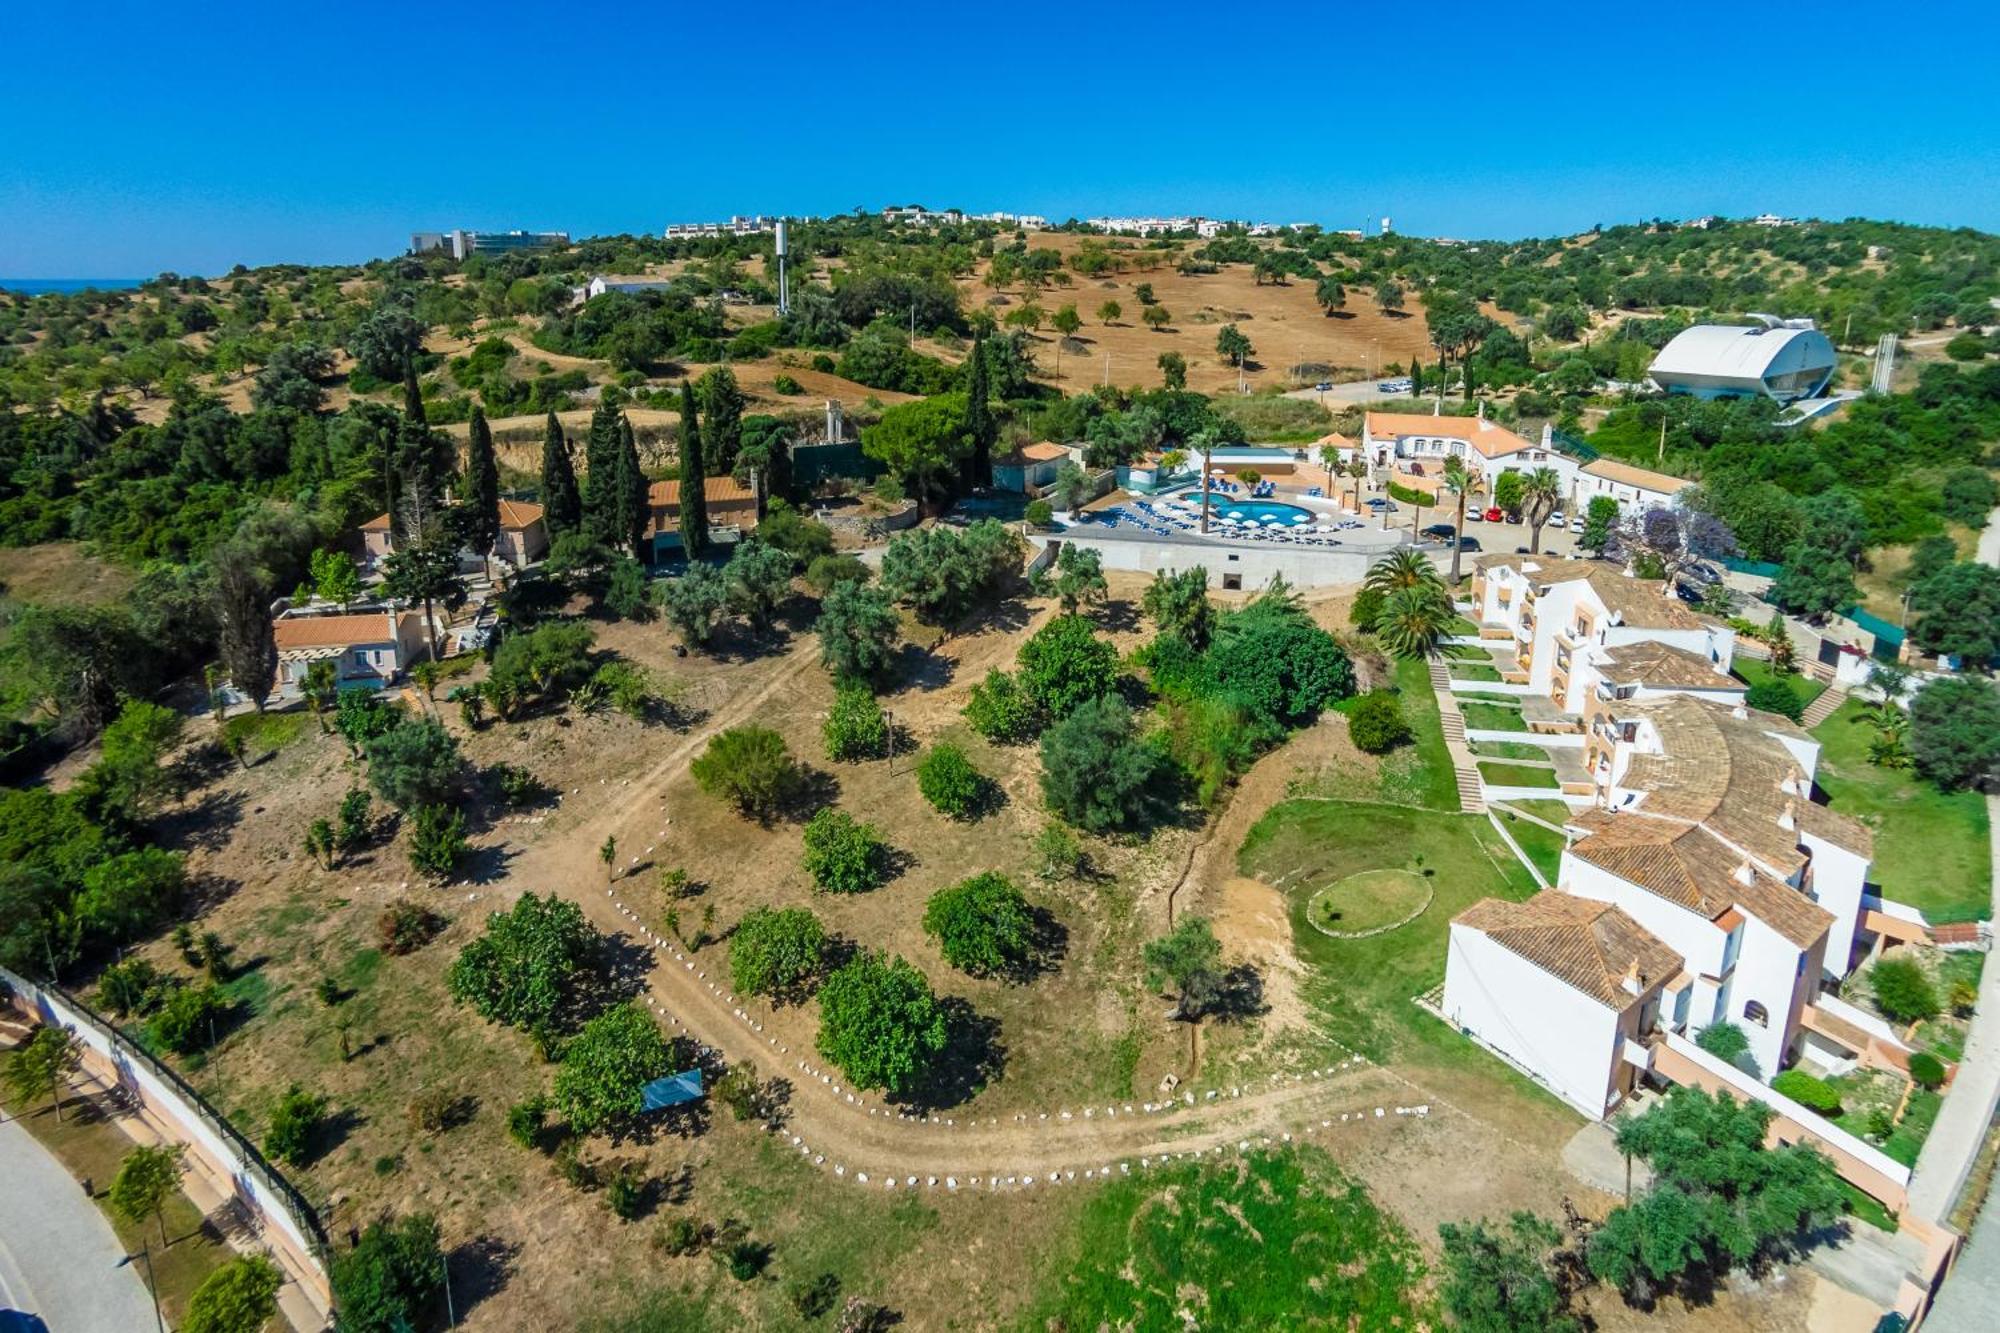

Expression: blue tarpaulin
xmin=640 ymin=1069 xmax=704 ymax=1111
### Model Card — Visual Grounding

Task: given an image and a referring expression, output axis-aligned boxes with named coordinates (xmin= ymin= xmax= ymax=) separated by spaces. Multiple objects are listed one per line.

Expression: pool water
xmin=1172 ymin=493 xmax=1317 ymax=525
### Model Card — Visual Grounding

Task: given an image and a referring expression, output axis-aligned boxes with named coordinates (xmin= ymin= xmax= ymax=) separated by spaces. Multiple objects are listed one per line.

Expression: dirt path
xmin=480 ymin=636 xmax=1463 ymax=1189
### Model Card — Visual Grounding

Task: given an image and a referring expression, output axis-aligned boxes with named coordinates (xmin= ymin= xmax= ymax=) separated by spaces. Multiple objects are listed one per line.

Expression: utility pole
xmin=1657 ymin=417 xmax=1667 ymax=464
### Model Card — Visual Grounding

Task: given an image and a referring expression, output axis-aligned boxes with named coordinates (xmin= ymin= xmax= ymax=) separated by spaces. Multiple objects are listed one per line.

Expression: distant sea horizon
xmin=1 ymin=277 xmax=146 ymax=294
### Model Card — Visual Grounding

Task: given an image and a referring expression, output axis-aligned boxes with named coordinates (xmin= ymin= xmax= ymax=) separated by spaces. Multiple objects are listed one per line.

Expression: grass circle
xmin=1305 ymin=869 xmax=1434 ymax=939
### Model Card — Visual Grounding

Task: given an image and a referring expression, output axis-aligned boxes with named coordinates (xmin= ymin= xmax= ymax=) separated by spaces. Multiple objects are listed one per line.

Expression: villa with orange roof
xmin=358 ymin=499 xmax=549 ymax=571
xmin=1357 ymin=409 xmax=1580 ymax=498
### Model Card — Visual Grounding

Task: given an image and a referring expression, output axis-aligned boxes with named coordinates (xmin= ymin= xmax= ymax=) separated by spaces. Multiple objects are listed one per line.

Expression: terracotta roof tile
xmin=1581 ymin=458 xmax=1695 ymax=495
xmin=1566 ymin=811 xmax=1832 ymax=949
xmin=1596 ymin=641 xmax=1740 ymax=690
xmin=497 ymin=499 xmax=545 ymax=530
xmin=273 ymin=611 xmax=417 ymax=651
xmin=1365 ymin=411 xmax=1535 ymax=459
xmin=1456 ymin=893 xmax=1683 ymax=1008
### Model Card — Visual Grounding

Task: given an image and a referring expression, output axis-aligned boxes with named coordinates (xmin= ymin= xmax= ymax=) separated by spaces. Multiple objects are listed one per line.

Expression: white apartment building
xmin=1357 ymin=410 xmax=1579 ymax=499
xmin=1465 ymin=555 xmax=1738 ymax=715
xmin=1576 ymin=458 xmax=1694 ymax=514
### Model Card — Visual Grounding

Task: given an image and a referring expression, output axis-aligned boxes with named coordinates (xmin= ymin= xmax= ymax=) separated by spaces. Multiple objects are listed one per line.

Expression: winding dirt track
xmin=495 ymin=636 xmax=1450 ymax=1188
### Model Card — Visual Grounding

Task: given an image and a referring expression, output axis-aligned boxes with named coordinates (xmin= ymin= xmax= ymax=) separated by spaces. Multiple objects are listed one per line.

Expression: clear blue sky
xmin=2 ymin=0 xmax=1995 ymax=277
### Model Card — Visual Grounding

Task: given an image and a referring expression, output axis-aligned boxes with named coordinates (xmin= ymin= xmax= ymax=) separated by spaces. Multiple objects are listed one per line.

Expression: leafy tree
xmin=1490 ymin=470 xmax=1525 ymax=518
xmin=97 ymin=957 xmax=166 ymax=1017
xmin=554 ymin=1002 xmax=672 ymax=1135
xmin=1034 ymin=543 xmax=1107 ymax=614
xmin=924 ymin=872 xmax=1035 ymax=976
xmin=1039 ymin=694 xmax=1164 ymax=832
xmin=1375 ymin=279 xmax=1404 ymax=314
xmin=1436 ymin=1212 xmax=1577 ymax=1333
xmin=1017 ymin=614 xmax=1118 ymax=717
xmin=824 ymin=683 xmax=890 ymax=761
xmin=408 ymin=803 xmax=468 ymax=878
xmin=1215 ymin=324 xmax=1252 ymax=368
xmin=250 ymin=341 xmax=336 ymax=412
xmin=1910 ymin=676 xmax=2000 ymax=791
xmin=446 ymin=891 xmax=599 ymax=1033
xmin=814 ymin=952 xmax=949 ymax=1095
xmin=109 ymin=1144 xmax=187 ymax=1249
xmin=861 ymin=392 xmax=969 ymax=504
xmin=801 ymin=808 xmax=888 ymax=894
xmin=1909 ymin=561 xmax=2000 ymax=667
xmin=816 ymin=581 xmax=901 ymax=682
xmin=5 ymin=1024 xmax=81 ymax=1121
xmin=1141 ymin=304 xmax=1172 ymax=331
xmin=1587 ymin=1087 xmax=1844 ymax=1301
xmin=264 ymin=1084 xmax=328 ymax=1166
xmin=381 ymin=532 xmax=466 ymax=662
xmin=1348 ymin=691 xmax=1411 ymax=753
xmin=690 ymin=727 xmax=801 ymax=820
xmin=310 ymin=546 xmax=361 ymax=605
xmin=346 ymin=302 xmax=428 ymax=409
xmin=1869 ymin=956 xmax=1939 ymax=1022
xmin=960 ymin=330 xmax=995 ymax=491
xmin=1578 ymin=495 xmax=1620 ymax=556
xmin=660 ymin=560 xmax=731 ymax=647
xmin=1051 ymin=304 xmax=1082 ymax=340
xmin=1197 ymin=581 xmax=1355 ymax=726
xmin=82 ymin=698 xmax=185 ymax=820
xmin=1908 ymin=1051 xmax=1946 ymax=1090
xmin=1744 ymin=678 xmax=1805 ymax=722
xmin=1942 ymin=466 xmax=1998 ymax=526
xmin=916 ymin=742 xmax=984 ymax=819
xmin=148 ymin=983 xmax=227 ymax=1054
xmin=329 ymin=1213 xmax=445 ymax=1333
xmin=1157 ymin=350 xmax=1187 ymax=390
xmin=73 ymin=848 xmax=187 ymax=946
xmin=1143 ymin=917 xmax=1224 ymax=1020
xmin=603 ymin=554 xmax=654 ymax=621
xmin=1097 ymin=300 xmax=1122 ymax=324
xmin=1765 ymin=613 xmax=1797 ymax=674
xmin=1315 ymin=275 xmax=1348 ymax=315
xmin=1050 ymin=461 xmax=1095 ymax=512
xmin=729 ymin=906 xmax=830 ymax=1003
xmin=364 ymin=719 xmax=462 ymax=810
xmin=484 ymin=619 xmax=597 ymax=716
xmin=965 ymin=668 xmax=1043 ymax=743
xmin=183 ymin=1254 xmax=283 ymax=1333
xmin=879 ymin=518 xmax=1019 ymax=624
xmin=462 ymin=406 xmax=502 ymax=571
xmin=677 ymin=381 xmax=709 ymax=556
xmin=724 ymin=539 xmax=794 ymax=627
xmin=540 ymin=410 xmax=583 ymax=536
xmin=1521 ymin=468 xmax=1563 ymax=553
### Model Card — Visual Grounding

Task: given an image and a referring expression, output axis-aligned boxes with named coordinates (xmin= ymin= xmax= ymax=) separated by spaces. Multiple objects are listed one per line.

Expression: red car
xmin=1484 ymin=507 xmax=1503 ymax=522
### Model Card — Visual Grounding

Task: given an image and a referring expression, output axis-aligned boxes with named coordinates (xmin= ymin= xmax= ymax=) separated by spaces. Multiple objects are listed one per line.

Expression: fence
xmin=1 ymin=964 xmax=333 ymax=1311
xmin=1546 ymin=427 xmax=1598 ymax=462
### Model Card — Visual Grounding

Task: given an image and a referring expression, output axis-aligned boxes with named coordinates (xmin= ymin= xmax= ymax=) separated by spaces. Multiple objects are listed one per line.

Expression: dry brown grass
xmin=0 ymin=541 xmax=138 ymax=606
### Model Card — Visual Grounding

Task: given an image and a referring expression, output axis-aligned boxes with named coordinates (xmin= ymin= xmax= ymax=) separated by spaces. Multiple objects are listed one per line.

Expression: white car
xmin=1570 ymin=517 xmax=1587 ymax=532
xmin=1546 ymin=511 xmax=1565 ymax=526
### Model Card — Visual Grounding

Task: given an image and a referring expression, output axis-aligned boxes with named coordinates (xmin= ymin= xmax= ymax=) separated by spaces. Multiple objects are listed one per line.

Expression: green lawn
xmin=1733 ymin=658 xmax=1828 ymax=709
xmin=1320 ymin=655 xmax=1459 ymax=811
xmin=1238 ymin=801 xmax=1558 ymax=1119
xmin=1459 ymin=701 xmax=1528 ymax=732
xmin=1448 ymin=663 xmax=1503 ymax=682
xmin=1811 ymin=701 xmax=1991 ymax=923
xmin=1496 ymin=811 xmax=1568 ymax=883
xmin=1478 ymin=761 xmax=1560 ymax=790
xmin=1469 ymin=739 xmax=1552 ymax=761
xmin=1499 ymin=799 xmax=1576 ymax=826
xmin=1018 ymin=1147 xmax=1430 ymax=1331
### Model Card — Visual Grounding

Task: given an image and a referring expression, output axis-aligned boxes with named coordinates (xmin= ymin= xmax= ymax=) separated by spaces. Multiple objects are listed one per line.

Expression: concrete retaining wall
xmin=1033 ymin=533 xmax=1373 ymax=589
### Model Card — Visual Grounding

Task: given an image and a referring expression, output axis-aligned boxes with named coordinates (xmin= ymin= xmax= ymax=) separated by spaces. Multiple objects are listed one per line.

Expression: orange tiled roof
xmin=1365 ymin=411 xmax=1535 ymax=459
xmin=273 ymin=611 xmax=416 ymax=651
xmin=1456 ymin=892 xmax=1682 ymax=1008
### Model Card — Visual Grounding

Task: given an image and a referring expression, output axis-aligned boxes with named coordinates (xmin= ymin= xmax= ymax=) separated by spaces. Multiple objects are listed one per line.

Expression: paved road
xmin=0 ymin=1113 xmax=158 ymax=1333
xmin=1906 ymin=505 xmax=2000 ymax=1226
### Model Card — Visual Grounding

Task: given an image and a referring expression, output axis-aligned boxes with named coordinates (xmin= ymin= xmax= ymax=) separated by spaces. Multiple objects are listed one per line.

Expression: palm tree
xmin=1194 ymin=428 xmax=1218 ymax=535
xmin=1346 ymin=456 xmax=1368 ymax=514
xmin=1365 ymin=548 xmax=1444 ymax=598
xmin=1318 ymin=442 xmax=1343 ymax=494
xmin=1375 ymin=585 xmax=1455 ymax=658
xmin=1522 ymin=467 xmax=1562 ymax=555
xmin=1441 ymin=456 xmax=1484 ymax=584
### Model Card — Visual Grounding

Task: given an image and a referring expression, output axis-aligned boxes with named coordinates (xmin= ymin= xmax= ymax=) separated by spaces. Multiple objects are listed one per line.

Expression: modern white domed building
xmin=1648 ymin=322 xmax=1837 ymax=404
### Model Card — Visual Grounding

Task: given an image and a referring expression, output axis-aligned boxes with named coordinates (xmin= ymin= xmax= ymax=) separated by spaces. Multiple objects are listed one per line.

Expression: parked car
xmin=1315 ymin=381 xmax=1333 ymax=392
xmin=1377 ymin=377 xmax=1413 ymax=393
xmin=1674 ymin=582 xmax=1706 ymax=605
xmin=1457 ymin=536 xmax=1482 ymax=552
xmin=1546 ymin=510 xmax=1566 ymax=526
xmin=1683 ymin=561 xmax=1723 ymax=586
xmin=1466 ymin=508 xmax=1484 ymax=522
xmin=1569 ymin=517 xmax=1587 ymax=532
xmin=1484 ymin=507 xmax=1503 ymax=522
xmin=1421 ymin=523 xmax=1457 ymax=541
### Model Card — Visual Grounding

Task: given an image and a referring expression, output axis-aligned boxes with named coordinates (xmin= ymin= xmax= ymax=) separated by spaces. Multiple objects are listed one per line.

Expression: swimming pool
xmin=1165 ymin=490 xmax=1318 ymax=526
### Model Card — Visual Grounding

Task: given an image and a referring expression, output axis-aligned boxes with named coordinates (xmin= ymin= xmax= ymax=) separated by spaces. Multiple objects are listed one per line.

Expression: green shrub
xmin=800 ymin=809 xmax=887 ymax=894
xmin=1907 ymin=1052 xmax=1946 ymax=1090
xmin=1024 ymin=499 xmax=1054 ymax=528
xmin=773 ymin=373 xmax=803 ymax=394
xmin=1744 ymin=678 xmax=1805 ymax=722
xmin=264 ymin=1084 xmax=328 ymax=1166
xmin=924 ymin=872 xmax=1035 ymax=976
xmin=407 ymin=803 xmax=467 ymax=878
xmin=1347 ymin=691 xmax=1411 ymax=754
xmin=1771 ymin=1069 xmax=1842 ymax=1114
xmin=804 ymin=553 xmax=871 ymax=592
xmin=917 ymin=742 xmax=984 ymax=819
xmin=507 ymin=1096 xmax=550 ymax=1151
xmin=964 ymin=668 xmax=1043 ymax=743
xmin=1871 ymin=957 xmax=1940 ymax=1023
xmin=823 ymin=684 xmax=889 ymax=762
xmin=691 ymin=727 xmax=801 ymax=820
xmin=1695 ymin=1020 xmax=1750 ymax=1063
xmin=1018 ymin=614 xmax=1118 ymax=718
xmin=148 ymin=983 xmax=227 ymax=1054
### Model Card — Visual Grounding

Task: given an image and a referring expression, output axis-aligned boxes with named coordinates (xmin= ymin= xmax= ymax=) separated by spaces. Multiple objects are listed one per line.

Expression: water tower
xmin=776 ymin=219 xmax=790 ymax=316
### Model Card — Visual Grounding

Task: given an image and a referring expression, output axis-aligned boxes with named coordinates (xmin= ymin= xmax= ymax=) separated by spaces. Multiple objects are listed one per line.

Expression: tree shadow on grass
xmin=460 ymin=841 xmax=522 ymax=886
xmin=1208 ymin=964 xmax=1268 ymax=1023
xmin=900 ymin=999 xmax=1006 ymax=1112
xmin=160 ymin=789 xmax=246 ymax=853
xmin=578 ymin=934 xmax=655 ymax=1023
xmin=1094 ymin=598 xmax=1143 ymax=634
xmin=300 ymin=1105 xmax=366 ymax=1168
xmin=447 ymin=1234 xmax=523 ymax=1319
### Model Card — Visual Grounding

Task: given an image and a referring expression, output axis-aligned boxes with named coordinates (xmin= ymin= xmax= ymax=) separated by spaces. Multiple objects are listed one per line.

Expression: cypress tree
xmin=402 ymin=351 xmax=426 ymax=425
xmin=539 ymin=410 xmax=582 ymax=536
xmin=616 ymin=414 xmax=648 ymax=560
xmin=677 ymin=381 xmax=709 ymax=559
xmin=697 ymin=366 xmax=744 ymax=474
xmin=464 ymin=405 xmax=501 ymax=570
xmin=962 ymin=332 xmax=993 ymax=491
xmin=581 ymin=401 xmax=623 ymax=545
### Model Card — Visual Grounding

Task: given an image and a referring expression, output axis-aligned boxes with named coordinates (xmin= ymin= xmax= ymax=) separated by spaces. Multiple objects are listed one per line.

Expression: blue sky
xmin=2 ymin=0 xmax=1995 ymax=276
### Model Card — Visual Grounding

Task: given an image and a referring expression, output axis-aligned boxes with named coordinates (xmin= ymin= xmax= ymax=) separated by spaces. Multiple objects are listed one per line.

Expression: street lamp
xmin=119 ymin=1244 xmax=167 ymax=1333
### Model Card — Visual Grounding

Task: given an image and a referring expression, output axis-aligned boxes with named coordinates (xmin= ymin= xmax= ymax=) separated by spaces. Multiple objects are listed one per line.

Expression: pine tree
xmin=678 ymin=381 xmax=709 ymax=558
xmin=581 ymin=401 xmax=623 ymax=545
xmin=539 ymin=411 xmax=581 ymax=536
xmin=961 ymin=332 xmax=993 ymax=491
xmin=463 ymin=405 xmax=501 ymax=572
xmin=616 ymin=414 xmax=648 ymax=560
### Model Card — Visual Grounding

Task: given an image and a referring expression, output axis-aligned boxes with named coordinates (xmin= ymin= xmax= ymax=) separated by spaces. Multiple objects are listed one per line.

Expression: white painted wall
xmin=1732 ymin=913 xmax=1811 ymax=1077
xmin=1036 ymin=534 xmax=1376 ymax=589
xmin=1442 ymin=923 xmax=1624 ymax=1117
xmin=1801 ymin=829 xmax=1870 ymax=978
xmin=1560 ymin=853 xmax=1727 ymax=978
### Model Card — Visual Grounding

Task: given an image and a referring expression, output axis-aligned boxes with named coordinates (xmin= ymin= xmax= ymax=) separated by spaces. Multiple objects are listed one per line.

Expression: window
xmin=1743 ymin=1000 xmax=1769 ymax=1028
xmin=1222 ymin=573 xmax=1243 ymax=591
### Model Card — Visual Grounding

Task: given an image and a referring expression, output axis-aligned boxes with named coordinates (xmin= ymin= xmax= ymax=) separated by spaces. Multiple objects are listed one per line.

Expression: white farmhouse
xmin=1358 ymin=410 xmax=1579 ymax=501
